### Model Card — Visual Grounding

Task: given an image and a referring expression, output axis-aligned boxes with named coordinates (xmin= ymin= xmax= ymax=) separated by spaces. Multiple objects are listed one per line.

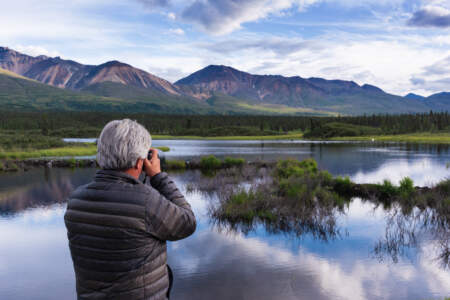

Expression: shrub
xmin=200 ymin=155 xmax=222 ymax=170
xmin=279 ymin=178 xmax=307 ymax=198
xmin=304 ymin=122 xmax=382 ymax=139
xmin=68 ymin=157 xmax=77 ymax=168
xmin=8 ymin=162 xmax=19 ymax=171
xmin=0 ymin=160 xmax=4 ymax=171
xmin=224 ymin=157 xmax=245 ymax=168
xmin=275 ymin=158 xmax=318 ymax=179
xmin=378 ymin=179 xmax=399 ymax=199
xmin=399 ymin=177 xmax=415 ymax=198
xmin=229 ymin=190 xmax=251 ymax=206
xmin=333 ymin=176 xmax=354 ymax=197
xmin=436 ymin=179 xmax=450 ymax=195
xmin=166 ymin=160 xmax=186 ymax=170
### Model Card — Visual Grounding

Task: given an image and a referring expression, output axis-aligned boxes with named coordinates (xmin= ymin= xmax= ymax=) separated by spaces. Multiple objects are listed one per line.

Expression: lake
xmin=1 ymin=140 xmax=449 ymax=299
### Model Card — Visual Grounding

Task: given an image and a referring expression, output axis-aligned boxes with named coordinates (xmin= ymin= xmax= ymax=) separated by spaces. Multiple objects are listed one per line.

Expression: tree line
xmin=0 ymin=111 xmax=448 ymax=136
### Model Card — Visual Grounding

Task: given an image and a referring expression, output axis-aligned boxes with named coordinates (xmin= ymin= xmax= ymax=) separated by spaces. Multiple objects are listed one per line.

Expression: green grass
xmin=166 ymin=160 xmax=186 ymax=170
xmin=155 ymin=146 xmax=170 ymax=152
xmin=200 ymin=155 xmax=222 ymax=170
xmin=331 ymin=132 xmax=450 ymax=144
xmin=0 ymin=145 xmax=97 ymax=159
xmin=224 ymin=157 xmax=245 ymax=168
xmin=235 ymin=102 xmax=340 ymax=116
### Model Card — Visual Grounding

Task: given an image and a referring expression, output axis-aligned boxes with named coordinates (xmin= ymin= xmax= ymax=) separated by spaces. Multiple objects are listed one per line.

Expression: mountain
xmin=175 ymin=65 xmax=435 ymax=114
xmin=425 ymin=92 xmax=450 ymax=112
xmin=404 ymin=93 xmax=426 ymax=101
xmin=0 ymin=47 xmax=180 ymax=95
xmin=1 ymin=47 xmax=449 ymax=115
xmin=0 ymin=67 xmax=211 ymax=113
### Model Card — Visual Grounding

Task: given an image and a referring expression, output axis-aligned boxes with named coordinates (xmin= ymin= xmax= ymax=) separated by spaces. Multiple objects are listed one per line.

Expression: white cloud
xmin=180 ymin=0 xmax=408 ymax=35
xmin=167 ymin=12 xmax=176 ymax=20
xmin=169 ymin=28 xmax=185 ymax=35
xmin=12 ymin=45 xmax=60 ymax=58
xmin=181 ymin=0 xmax=300 ymax=35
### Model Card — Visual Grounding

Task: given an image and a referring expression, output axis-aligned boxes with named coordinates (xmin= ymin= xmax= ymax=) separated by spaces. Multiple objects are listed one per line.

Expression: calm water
xmin=1 ymin=141 xmax=449 ymax=300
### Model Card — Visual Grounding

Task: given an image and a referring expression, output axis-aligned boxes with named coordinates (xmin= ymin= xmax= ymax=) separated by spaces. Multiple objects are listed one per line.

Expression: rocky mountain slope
xmin=0 ymin=47 xmax=180 ymax=95
xmin=175 ymin=65 xmax=436 ymax=114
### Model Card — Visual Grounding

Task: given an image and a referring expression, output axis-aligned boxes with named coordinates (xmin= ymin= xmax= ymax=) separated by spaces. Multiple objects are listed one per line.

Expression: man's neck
xmin=124 ymin=168 xmax=140 ymax=179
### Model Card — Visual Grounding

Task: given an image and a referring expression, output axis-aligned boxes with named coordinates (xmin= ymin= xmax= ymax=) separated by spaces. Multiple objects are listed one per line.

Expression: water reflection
xmin=0 ymin=158 xmax=449 ymax=299
xmin=351 ymin=158 xmax=449 ymax=186
xmin=0 ymin=168 xmax=96 ymax=216
xmin=373 ymin=205 xmax=449 ymax=269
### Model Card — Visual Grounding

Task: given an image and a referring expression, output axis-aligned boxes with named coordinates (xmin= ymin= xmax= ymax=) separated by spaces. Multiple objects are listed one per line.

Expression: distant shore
xmin=329 ymin=133 xmax=450 ymax=144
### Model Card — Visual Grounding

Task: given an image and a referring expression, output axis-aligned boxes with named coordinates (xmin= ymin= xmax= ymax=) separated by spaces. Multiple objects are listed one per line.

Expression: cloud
xmin=13 ymin=45 xmax=60 ymax=58
xmin=423 ymin=55 xmax=450 ymax=75
xmin=204 ymin=36 xmax=324 ymax=56
xmin=169 ymin=28 xmax=185 ymax=35
xmin=410 ymin=77 xmax=450 ymax=92
xmin=408 ymin=5 xmax=450 ymax=27
xmin=180 ymin=0 xmax=407 ymax=35
xmin=167 ymin=12 xmax=176 ymax=20
xmin=137 ymin=0 xmax=171 ymax=7
xmin=410 ymin=55 xmax=450 ymax=93
xmin=410 ymin=77 xmax=426 ymax=86
xmin=181 ymin=0 xmax=300 ymax=35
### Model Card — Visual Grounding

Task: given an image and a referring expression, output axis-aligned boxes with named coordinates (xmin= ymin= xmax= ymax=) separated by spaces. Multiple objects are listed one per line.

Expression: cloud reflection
xmin=351 ymin=158 xmax=449 ymax=186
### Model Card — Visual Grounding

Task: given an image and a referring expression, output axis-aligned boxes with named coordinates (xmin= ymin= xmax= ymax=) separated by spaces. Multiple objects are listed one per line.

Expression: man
xmin=64 ymin=119 xmax=196 ymax=300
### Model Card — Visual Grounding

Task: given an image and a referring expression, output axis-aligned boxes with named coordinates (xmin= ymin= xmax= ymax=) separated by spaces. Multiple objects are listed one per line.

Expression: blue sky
xmin=1 ymin=0 xmax=450 ymax=96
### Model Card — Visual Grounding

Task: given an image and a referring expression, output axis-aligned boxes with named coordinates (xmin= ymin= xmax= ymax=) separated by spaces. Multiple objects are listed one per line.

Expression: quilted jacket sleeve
xmin=144 ymin=172 xmax=196 ymax=241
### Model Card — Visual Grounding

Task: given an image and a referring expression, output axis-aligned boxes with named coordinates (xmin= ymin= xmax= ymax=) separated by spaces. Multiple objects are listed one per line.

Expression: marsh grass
xmin=195 ymin=158 xmax=449 ymax=266
xmin=199 ymin=155 xmax=222 ymax=171
xmin=223 ymin=157 xmax=245 ymax=168
xmin=200 ymin=158 xmax=449 ymax=241
xmin=155 ymin=146 xmax=170 ymax=152
xmin=166 ymin=160 xmax=186 ymax=170
xmin=0 ymin=144 xmax=97 ymax=159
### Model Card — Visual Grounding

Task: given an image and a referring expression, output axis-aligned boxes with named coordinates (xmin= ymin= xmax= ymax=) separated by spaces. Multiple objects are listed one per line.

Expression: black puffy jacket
xmin=64 ymin=170 xmax=196 ymax=300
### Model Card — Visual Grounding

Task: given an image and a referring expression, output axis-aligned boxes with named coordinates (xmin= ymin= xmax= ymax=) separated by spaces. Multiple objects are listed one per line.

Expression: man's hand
xmin=144 ymin=148 xmax=161 ymax=178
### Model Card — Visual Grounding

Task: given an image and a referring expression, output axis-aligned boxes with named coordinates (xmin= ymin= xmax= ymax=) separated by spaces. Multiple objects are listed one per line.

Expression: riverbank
xmin=0 ymin=155 xmax=273 ymax=172
xmin=0 ymin=145 xmax=97 ymax=160
xmin=0 ymin=145 xmax=170 ymax=160
xmin=330 ymin=132 xmax=450 ymax=144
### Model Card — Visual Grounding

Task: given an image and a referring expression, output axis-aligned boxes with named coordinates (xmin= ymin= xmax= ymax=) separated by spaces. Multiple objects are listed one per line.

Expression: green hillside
xmin=0 ymin=70 xmax=210 ymax=113
xmin=0 ymin=70 xmax=337 ymax=115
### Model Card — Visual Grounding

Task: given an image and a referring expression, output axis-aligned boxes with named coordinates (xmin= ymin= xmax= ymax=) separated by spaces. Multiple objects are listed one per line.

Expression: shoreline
xmin=0 ymin=132 xmax=448 ymax=163
xmin=0 ymin=157 xmax=276 ymax=172
xmin=329 ymin=133 xmax=450 ymax=144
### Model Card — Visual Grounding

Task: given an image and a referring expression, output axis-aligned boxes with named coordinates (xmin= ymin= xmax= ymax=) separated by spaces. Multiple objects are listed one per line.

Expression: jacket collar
xmin=95 ymin=169 xmax=142 ymax=185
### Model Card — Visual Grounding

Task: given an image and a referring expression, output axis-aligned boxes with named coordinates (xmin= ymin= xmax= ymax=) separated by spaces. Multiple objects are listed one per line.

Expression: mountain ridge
xmin=0 ymin=47 xmax=180 ymax=95
xmin=175 ymin=65 xmax=445 ymax=114
xmin=1 ymin=47 xmax=449 ymax=115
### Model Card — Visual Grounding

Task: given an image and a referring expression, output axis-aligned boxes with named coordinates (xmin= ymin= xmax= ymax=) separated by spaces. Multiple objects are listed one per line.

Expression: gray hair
xmin=97 ymin=119 xmax=151 ymax=170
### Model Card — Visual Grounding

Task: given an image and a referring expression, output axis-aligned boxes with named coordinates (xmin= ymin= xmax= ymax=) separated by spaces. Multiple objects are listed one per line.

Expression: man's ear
xmin=135 ymin=158 xmax=144 ymax=170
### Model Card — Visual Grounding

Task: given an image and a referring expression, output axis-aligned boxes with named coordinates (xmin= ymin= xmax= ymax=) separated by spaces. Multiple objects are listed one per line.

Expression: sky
xmin=1 ymin=0 xmax=450 ymax=96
